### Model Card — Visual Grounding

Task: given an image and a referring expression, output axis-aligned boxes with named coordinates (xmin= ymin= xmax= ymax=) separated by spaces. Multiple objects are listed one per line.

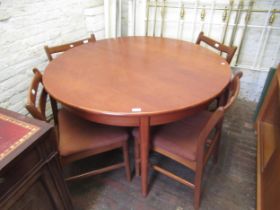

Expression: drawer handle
xmin=0 ymin=177 xmax=5 ymax=183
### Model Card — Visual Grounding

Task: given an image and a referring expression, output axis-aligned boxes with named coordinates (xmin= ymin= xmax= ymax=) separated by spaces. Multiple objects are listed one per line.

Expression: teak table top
xmin=43 ymin=36 xmax=231 ymax=124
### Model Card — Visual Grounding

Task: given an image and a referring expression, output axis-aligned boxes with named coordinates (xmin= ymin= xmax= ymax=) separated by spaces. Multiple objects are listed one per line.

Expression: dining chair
xmin=26 ymin=68 xmax=131 ymax=182
xmin=196 ymin=32 xmax=237 ymax=64
xmin=133 ymin=71 xmax=242 ymax=209
xmin=44 ymin=34 xmax=96 ymax=61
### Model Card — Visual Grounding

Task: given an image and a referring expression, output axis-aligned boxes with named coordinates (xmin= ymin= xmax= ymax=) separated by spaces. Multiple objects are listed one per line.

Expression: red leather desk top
xmin=0 ymin=113 xmax=39 ymax=161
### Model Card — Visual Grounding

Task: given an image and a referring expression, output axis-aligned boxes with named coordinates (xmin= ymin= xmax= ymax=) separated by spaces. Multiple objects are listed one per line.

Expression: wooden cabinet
xmin=0 ymin=108 xmax=73 ymax=210
xmin=256 ymin=64 xmax=280 ymax=210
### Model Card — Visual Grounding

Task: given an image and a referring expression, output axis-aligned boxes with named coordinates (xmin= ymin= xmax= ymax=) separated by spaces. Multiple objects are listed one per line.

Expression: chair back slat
xmin=196 ymin=32 xmax=237 ymax=64
xmin=26 ymin=68 xmax=48 ymax=121
xmin=196 ymin=107 xmax=224 ymax=159
xmin=44 ymin=34 xmax=96 ymax=61
xmin=223 ymin=71 xmax=243 ymax=111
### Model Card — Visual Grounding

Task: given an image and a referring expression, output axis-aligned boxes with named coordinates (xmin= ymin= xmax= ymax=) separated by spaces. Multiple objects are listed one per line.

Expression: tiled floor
xmin=68 ymin=99 xmax=257 ymax=210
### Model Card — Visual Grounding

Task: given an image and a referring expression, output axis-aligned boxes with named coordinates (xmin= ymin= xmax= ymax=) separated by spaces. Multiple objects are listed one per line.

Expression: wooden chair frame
xmin=196 ymin=32 xmax=237 ymax=64
xmin=26 ymin=68 xmax=48 ymax=121
xmin=26 ymin=68 xmax=131 ymax=182
xmin=153 ymin=108 xmax=224 ymax=209
xmin=153 ymin=73 xmax=242 ymax=209
xmin=44 ymin=34 xmax=96 ymax=61
xmin=134 ymin=71 xmax=242 ymax=209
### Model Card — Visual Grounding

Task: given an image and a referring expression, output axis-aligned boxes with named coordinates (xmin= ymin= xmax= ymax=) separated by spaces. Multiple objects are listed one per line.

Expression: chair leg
xmin=194 ymin=167 xmax=203 ymax=210
xmin=123 ymin=141 xmax=131 ymax=182
xmin=134 ymin=139 xmax=141 ymax=176
xmin=213 ymin=142 xmax=220 ymax=164
xmin=213 ymin=128 xmax=222 ymax=164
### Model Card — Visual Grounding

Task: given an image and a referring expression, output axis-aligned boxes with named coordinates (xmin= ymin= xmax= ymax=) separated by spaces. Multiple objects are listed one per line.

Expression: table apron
xmin=65 ymin=103 xmax=208 ymax=127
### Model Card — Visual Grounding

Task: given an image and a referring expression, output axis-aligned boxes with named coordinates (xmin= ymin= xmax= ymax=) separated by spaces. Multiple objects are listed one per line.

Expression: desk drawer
xmin=0 ymin=146 xmax=42 ymax=198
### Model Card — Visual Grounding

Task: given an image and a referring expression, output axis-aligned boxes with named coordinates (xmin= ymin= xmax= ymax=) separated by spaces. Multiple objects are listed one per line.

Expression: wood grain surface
xmin=43 ymin=37 xmax=231 ymax=120
xmin=43 ymin=36 xmax=231 ymax=196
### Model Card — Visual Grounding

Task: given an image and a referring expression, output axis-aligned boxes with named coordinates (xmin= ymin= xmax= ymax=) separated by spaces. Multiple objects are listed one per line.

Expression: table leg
xmin=140 ymin=116 xmax=150 ymax=196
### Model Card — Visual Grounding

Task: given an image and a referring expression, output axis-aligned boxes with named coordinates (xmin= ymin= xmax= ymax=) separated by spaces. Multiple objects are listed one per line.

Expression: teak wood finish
xmin=256 ymin=64 xmax=280 ymax=210
xmin=44 ymin=34 xmax=96 ymax=61
xmin=196 ymin=32 xmax=237 ymax=64
xmin=133 ymin=71 xmax=242 ymax=209
xmin=26 ymin=69 xmax=131 ymax=182
xmin=43 ymin=36 xmax=232 ymax=196
xmin=152 ymin=72 xmax=242 ymax=209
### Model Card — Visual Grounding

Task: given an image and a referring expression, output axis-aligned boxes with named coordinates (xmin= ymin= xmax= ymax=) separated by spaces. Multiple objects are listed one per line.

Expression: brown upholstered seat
xmin=26 ymin=68 xmax=131 ymax=182
xmin=58 ymin=109 xmax=128 ymax=157
xmin=153 ymin=111 xmax=212 ymax=162
xmin=132 ymin=111 xmax=212 ymax=172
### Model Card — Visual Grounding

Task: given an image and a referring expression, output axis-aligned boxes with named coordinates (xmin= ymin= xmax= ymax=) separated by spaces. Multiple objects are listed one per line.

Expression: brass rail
xmin=153 ymin=0 xmax=158 ymax=37
xmin=177 ymin=3 xmax=185 ymax=39
xmin=235 ymin=0 xmax=255 ymax=65
xmin=147 ymin=3 xmax=280 ymax=14
xmin=269 ymin=9 xmax=277 ymax=25
xmin=230 ymin=0 xmax=244 ymax=47
xmin=200 ymin=6 xmax=206 ymax=21
xmin=180 ymin=3 xmax=185 ymax=19
xmin=160 ymin=0 xmax=166 ymax=37
xmin=145 ymin=0 xmax=150 ymax=36
xmin=221 ymin=0 xmax=234 ymax=46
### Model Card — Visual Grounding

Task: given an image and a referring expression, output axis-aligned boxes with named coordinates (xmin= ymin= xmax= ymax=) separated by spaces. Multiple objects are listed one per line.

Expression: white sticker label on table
xmin=132 ymin=108 xmax=142 ymax=112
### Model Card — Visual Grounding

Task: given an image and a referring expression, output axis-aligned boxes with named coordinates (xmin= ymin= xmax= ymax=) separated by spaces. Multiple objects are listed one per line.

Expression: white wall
xmin=85 ymin=3 xmax=105 ymax=39
xmin=0 ymin=0 xmax=104 ymax=114
xmin=234 ymin=68 xmax=269 ymax=102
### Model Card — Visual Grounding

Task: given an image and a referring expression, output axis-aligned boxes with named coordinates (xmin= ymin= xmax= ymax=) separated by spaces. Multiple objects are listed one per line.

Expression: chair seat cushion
xmin=154 ymin=111 xmax=212 ymax=161
xmin=58 ymin=109 xmax=128 ymax=156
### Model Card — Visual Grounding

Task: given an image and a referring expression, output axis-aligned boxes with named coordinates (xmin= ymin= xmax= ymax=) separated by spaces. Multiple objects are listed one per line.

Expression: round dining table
xmin=43 ymin=36 xmax=231 ymax=196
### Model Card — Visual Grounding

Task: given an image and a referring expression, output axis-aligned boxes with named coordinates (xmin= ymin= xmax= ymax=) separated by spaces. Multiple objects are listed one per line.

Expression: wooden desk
xmin=43 ymin=36 xmax=231 ymax=196
xmin=256 ymin=64 xmax=280 ymax=210
xmin=0 ymin=108 xmax=73 ymax=210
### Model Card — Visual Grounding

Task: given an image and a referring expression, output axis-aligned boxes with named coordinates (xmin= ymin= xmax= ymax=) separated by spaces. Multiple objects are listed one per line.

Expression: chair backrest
xmin=196 ymin=107 xmax=224 ymax=164
xmin=194 ymin=71 xmax=242 ymax=175
xmin=223 ymin=71 xmax=243 ymax=112
xmin=26 ymin=68 xmax=48 ymax=121
xmin=196 ymin=32 xmax=237 ymax=64
xmin=44 ymin=34 xmax=96 ymax=61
